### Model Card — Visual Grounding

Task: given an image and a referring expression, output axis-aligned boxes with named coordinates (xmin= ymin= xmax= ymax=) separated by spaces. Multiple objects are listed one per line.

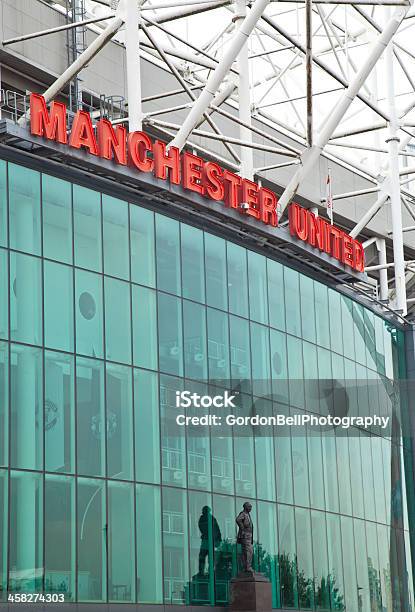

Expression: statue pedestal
xmin=230 ymin=572 xmax=272 ymax=612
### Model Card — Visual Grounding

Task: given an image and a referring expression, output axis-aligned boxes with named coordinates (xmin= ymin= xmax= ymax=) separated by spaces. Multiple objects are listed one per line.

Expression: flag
xmin=326 ymin=169 xmax=333 ymax=224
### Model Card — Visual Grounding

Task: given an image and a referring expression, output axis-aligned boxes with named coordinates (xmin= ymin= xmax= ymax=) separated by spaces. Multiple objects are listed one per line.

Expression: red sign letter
xmin=69 ymin=111 xmax=98 ymax=155
xmin=182 ymin=152 xmax=204 ymax=195
xmin=128 ymin=132 xmax=153 ymax=172
xmin=153 ymin=140 xmax=180 ymax=184
xmin=203 ymin=162 xmax=224 ymax=201
xmin=223 ymin=171 xmax=242 ymax=209
xmin=97 ymin=119 xmax=127 ymax=165
xmin=241 ymin=179 xmax=260 ymax=220
xmin=30 ymin=93 xmax=67 ymax=144
xmin=289 ymin=203 xmax=308 ymax=241
xmin=259 ymin=187 xmax=278 ymax=227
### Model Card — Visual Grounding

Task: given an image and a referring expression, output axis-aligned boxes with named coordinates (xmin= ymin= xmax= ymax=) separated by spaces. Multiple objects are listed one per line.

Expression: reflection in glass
xmin=0 ymin=470 xmax=7 ymax=600
xmin=230 ymin=315 xmax=251 ymax=393
xmin=45 ymin=475 xmax=75 ymax=598
xmin=44 ymin=261 xmax=74 ymax=352
xmin=156 ymin=215 xmax=181 ymax=295
xmin=158 ymin=294 xmax=183 ymax=376
xmin=76 ymin=358 xmax=105 ymax=477
xmin=106 ymin=363 xmax=133 ymax=480
xmin=160 ymin=375 xmax=186 ymax=487
xmin=188 ymin=491 xmax=215 ymax=605
xmin=45 ymin=351 xmax=75 ymax=473
xmin=73 ymin=185 xmax=102 ymax=272
xmin=9 ymin=164 xmax=41 ymax=255
xmin=0 ymin=343 xmax=8 ymax=468
xmin=181 ymin=224 xmax=205 ymax=303
xmin=42 ymin=174 xmax=72 ymax=264
xmin=0 ymin=161 xmax=7 ymax=248
xmin=132 ymin=285 xmax=157 ymax=370
xmin=135 ymin=369 xmax=160 ymax=484
xmin=10 ymin=252 xmax=42 ymax=346
xmin=104 ymin=277 xmax=131 ymax=364
xmin=184 ymin=301 xmax=207 ymax=380
xmin=136 ymin=484 xmax=163 ymax=603
xmin=77 ymin=477 xmax=107 ymax=601
xmin=75 ymin=269 xmax=103 ymax=359
xmin=227 ymin=243 xmax=248 ymax=318
xmin=162 ymin=486 xmax=189 ymax=604
xmin=10 ymin=345 xmax=43 ymax=470
xmin=130 ymin=206 xmax=156 ymax=287
xmin=278 ymin=504 xmax=298 ymax=608
xmin=108 ymin=481 xmax=135 ymax=601
xmin=207 ymin=308 xmax=230 ymax=383
xmin=102 ymin=194 xmax=129 ymax=280
xmin=205 ymin=234 xmax=227 ymax=310
xmin=248 ymin=251 xmax=268 ymax=325
xmin=9 ymin=470 xmax=43 ymax=593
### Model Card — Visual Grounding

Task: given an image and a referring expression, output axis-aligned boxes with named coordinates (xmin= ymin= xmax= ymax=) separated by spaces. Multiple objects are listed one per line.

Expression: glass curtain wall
xmin=0 ymin=159 xmax=413 ymax=610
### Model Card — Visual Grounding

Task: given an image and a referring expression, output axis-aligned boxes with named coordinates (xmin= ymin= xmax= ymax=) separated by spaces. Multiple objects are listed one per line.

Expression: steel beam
xmin=125 ymin=0 xmax=142 ymax=131
xmin=277 ymin=4 xmax=410 ymax=215
xmin=306 ymin=0 xmax=313 ymax=146
xmin=235 ymin=0 xmax=254 ymax=179
xmin=168 ymin=0 xmax=271 ymax=152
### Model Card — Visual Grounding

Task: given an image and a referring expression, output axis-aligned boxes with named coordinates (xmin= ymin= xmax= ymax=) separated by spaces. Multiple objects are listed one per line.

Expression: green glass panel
xmin=287 ymin=335 xmax=304 ymax=408
xmin=361 ymin=434 xmax=376 ymax=522
xmin=42 ymin=174 xmax=72 ymax=264
xmin=0 ymin=470 xmax=7 ymax=601
xmin=77 ymin=477 xmax=107 ymax=601
xmin=75 ymin=269 xmax=103 ymax=358
xmin=268 ymin=259 xmax=285 ymax=331
xmin=132 ymin=285 xmax=157 ymax=370
xmin=104 ymin=277 xmax=131 ymax=364
xmin=336 ymin=432 xmax=353 ymax=516
xmin=0 ymin=160 xmax=7 ymax=248
xmin=205 ymin=234 xmax=227 ymax=310
xmin=248 ymin=251 xmax=268 ymax=324
xmin=254 ymin=412 xmax=276 ymax=500
xmin=314 ymin=282 xmax=330 ymax=349
xmin=230 ymin=315 xmax=251 ymax=394
xmin=130 ymin=206 xmax=155 ymax=287
xmin=295 ymin=507 xmax=314 ymax=609
xmin=160 ymin=375 xmax=186 ymax=487
xmin=73 ymin=184 xmax=102 ymax=272
xmin=251 ymin=322 xmax=271 ymax=398
xmin=353 ymin=518 xmax=370 ymax=611
xmin=184 ymin=301 xmax=207 ymax=380
xmin=188 ymin=490 xmax=215 ymax=604
xmin=9 ymin=163 xmax=41 ymax=255
xmin=162 ymin=486 xmax=189 ymax=604
xmin=227 ymin=242 xmax=248 ymax=317
xmin=308 ymin=431 xmax=325 ymax=510
xmin=353 ymin=302 xmax=366 ymax=366
xmin=328 ymin=289 xmax=343 ymax=355
xmin=372 ymin=436 xmax=387 ymax=524
xmin=321 ymin=430 xmax=339 ymax=513
xmin=45 ymin=351 xmax=75 ymax=474
xmin=10 ymin=252 xmax=42 ymax=345
xmin=300 ymin=275 xmax=316 ymax=343
xmin=207 ymin=308 xmax=230 ymax=383
xmin=181 ymin=224 xmax=205 ymax=303
xmin=136 ymin=484 xmax=163 ymax=603
xmin=341 ymin=295 xmax=355 ymax=361
xmin=311 ymin=510 xmax=330 ymax=610
xmin=234 ymin=400 xmax=256 ymax=497
xmin=257 ymin=501 xmax=279 ymax=608
xmin=106 ymin=363 xmax=133 ymax=480
xmin=134 ymin=369 xmax=160 ymax=484
xmin=156 ymin=214 xmax=181 ymax=295
xmin=158 ymin=293 xmax=183 ymax=376
xmin=211 ymin=431 xmax=234 ymax=495
xmin=284 ymin=267 xmax=301 ymax=337
xmin=186 ymin=380 xmax=211 ymax=491
xmin=348 ymin=427 xmax=365 ymax=518
xmin=76 ymin=357 xmax=105 ymax=477
xmin=326 ymin=513 xmax=345 ymax=610
xmin=340 ymin=516 xmax=358 ymax=612
xmin=363 ymin=308 xmax=377 ymax=371
xmin=44 ymin=261 xmax=74 ymax=352
xmin=365 ymin=521 xmax=382 ymax=611
xmin=10 ymin=344 xmax=43 ymax=470
xmin=275 ymin=404 xmax=294 ymax=504
xmin=102 ymin=194 xmax=129 ymax=280
xmin=376 ymin=524 xmax=392 ymax=612
xmin=278 ymin=504 xmax=298 ymax=608
xmin=44 ymin=474 xmax=75 ymax=599
xmin=9 ymin=470 xmax=43 ymax=592
xmin=303 ymin=341 xmax=318 ymax=413
xmin=212 ymin=494 xmax=236 ymax=604
xmin=270 ymin=329 xmax=288 ymax=405
xmin=0 ymin=343 xmax=8 ymax=468
xmin=0 ymin=249 xmax=8 ymax=340
xmin=108 ymin=481 xmax=135 ymax=602
xmin=292 ymin=419 xmax=309 ymax=508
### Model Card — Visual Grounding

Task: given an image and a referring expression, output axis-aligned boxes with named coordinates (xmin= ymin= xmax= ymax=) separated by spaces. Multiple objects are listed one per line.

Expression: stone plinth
xmin=230 ymin=572 xmax=272 ymax=612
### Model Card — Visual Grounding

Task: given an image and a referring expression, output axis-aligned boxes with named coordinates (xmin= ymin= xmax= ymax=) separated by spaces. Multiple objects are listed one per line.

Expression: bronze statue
xmin=236 ymin=501 xmax=254 ymax=572
xmin=198 ymin=506 xmax=222 ymax=575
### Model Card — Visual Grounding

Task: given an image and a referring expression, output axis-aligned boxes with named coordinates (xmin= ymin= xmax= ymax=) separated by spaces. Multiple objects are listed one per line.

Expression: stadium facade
xmin=0 ymin=1 xmax=414 ymax=611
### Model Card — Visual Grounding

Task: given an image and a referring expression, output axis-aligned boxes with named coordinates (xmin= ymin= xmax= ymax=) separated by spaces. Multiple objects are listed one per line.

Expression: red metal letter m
xmin=30 ymin=93 xmax=67 ymax=144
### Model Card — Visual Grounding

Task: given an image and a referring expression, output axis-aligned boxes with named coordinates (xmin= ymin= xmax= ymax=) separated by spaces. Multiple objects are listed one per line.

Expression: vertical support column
xmin=125 ymin=0 xmax=142 ymax=131
xmin=305 ymin=0 xmax=312 ymax=146
xmin=376 ymin=238 xmax=389 ymax=302
xmin=235 ymin=0 xmax=253 ymax=179
xmin=385 ymin=7 xmax=407 ymax=314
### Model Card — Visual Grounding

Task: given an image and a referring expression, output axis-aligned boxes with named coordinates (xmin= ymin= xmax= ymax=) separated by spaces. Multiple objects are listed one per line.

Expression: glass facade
xmin=0 ymin=158 xmax=413 ymax=610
